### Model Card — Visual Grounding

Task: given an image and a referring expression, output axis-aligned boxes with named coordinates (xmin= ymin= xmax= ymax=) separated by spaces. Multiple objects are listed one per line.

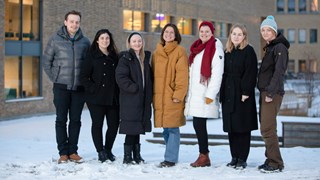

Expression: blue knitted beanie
xmin=260 ymin=15 xmax=277 ymax=33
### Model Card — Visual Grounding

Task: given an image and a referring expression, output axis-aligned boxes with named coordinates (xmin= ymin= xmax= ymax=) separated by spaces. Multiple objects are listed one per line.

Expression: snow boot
xmin=123 ymin=144 xmax=134 ymax=164
xmin=190 ymin=152 xmax=211 ymax=167
xmin=133 ymin=144 xmax=145 ymax=164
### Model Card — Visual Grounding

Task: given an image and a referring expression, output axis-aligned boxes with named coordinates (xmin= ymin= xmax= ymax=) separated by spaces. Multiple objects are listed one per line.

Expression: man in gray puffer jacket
xmin=43 ymin=10 xmax=90 ymax=164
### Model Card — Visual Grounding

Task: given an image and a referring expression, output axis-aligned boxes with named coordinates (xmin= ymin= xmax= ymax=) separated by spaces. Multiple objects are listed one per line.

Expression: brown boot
xmin=190 ymin=153 xmax=211 ymax=167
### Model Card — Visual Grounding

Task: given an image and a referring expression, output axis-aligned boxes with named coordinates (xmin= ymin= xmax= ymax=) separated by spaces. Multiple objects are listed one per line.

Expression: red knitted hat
xmin=199 ymin=21 xmax=215 ymax=34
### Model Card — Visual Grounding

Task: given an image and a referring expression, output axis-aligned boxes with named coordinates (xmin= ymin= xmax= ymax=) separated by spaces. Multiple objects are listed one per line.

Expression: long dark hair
xmin=160 ymin=23 xmax=182 ymax=45
xmin=90 ymin=29 xmax=119 ymax=56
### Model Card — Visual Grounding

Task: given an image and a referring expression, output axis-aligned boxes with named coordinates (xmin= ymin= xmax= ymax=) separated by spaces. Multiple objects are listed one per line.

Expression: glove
xmin=205 ymin=97 xmax=213 ymax=104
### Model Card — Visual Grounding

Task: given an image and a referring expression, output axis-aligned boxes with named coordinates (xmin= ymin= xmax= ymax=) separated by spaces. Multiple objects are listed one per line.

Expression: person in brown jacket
xmin=152 ymin=23 xmax=189 ymax=167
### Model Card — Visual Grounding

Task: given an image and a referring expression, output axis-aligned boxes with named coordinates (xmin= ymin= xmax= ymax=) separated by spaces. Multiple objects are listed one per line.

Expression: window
xmin=310 ymin=0 xmax=319 ymax=12
xmin=4 ymin=0 xmax=41 ymax=101
xmin=310 ymin=29 xmax=318 ymax=43
xmin=298 ymin=29 xmax=306 ymax=43
xmin=288 ymin=0 xmax=296 ymax=13
xmin=176 ymin=17 xmax=192 ymax=35
xmin=288 ymin=29 xmax=295 ymax=43
xmin=5 ymin=0 xmax=40 ymax=41
xmin=4 ymin=56 xmax=40 ymax=100
xmin=151 ymin=13 xmax=170 ymax=33
xmin=123 ymin=10 xmax=145 ymax=31
xmin=277 ymin=0 xmax=285 ymax=12
xmin=214 ymin=22 xmax=229 ymax=38
xmin=299 ymin=0 xmax=307 ymax=12
xmin=287 ymin=59 xmax=295 ymax=73
xmin=299 ymin=60 xmax=307 ymax=72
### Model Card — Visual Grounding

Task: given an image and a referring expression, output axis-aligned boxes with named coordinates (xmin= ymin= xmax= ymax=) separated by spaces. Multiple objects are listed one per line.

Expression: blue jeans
xmin=53 ymin=86 xmax=85 ymax=156
xmin=163 ymin=128 xmax=180 ymax=163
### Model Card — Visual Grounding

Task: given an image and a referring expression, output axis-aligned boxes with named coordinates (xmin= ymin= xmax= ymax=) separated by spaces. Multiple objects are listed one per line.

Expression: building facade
xmin=0 ymin=0 xmax=319 ymax=119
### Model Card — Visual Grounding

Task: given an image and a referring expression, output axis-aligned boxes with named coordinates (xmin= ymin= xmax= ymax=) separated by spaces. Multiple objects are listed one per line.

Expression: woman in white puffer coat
xmin=184 ymin=21 xmax=224 ymax=167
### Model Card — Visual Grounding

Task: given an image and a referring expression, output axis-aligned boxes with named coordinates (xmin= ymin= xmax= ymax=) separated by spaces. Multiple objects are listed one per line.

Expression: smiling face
xmin=129 ymin=34 xmax=143 ymax=54
xmin=97 ymin=33 xmax=110 ymax=52
xmin=261 ymin=26 xmax=277 ymax=43
xmin=163 ymin=26 xmax=176 ymax=43
xmin=231 ymin=27 xmax=245 ymax=47
xmin=199 ymin=25 xmax=213 ymax=44
xmin=64 ymin=14 xmax=81 ymax=36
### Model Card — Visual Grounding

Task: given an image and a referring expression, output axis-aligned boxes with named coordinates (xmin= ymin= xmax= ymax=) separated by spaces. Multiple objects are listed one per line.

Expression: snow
xmin=0 ymin=110 xmax=319 ymax=180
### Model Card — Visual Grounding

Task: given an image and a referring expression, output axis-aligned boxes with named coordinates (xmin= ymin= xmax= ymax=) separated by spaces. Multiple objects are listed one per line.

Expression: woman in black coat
xmin=115 ymin=32 xmax=152 ymax=164
xmin=220 ymin=24 xmax=258 ymax=169
xmin=80 ymin=29 xmax=120 ymax=163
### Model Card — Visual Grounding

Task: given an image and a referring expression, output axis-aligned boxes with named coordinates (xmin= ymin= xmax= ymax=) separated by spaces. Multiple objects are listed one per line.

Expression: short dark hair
xmin=64 ymin=10 xmax=82 ymax=21
xmin=160 ymin=23 xmax=182 ymax=45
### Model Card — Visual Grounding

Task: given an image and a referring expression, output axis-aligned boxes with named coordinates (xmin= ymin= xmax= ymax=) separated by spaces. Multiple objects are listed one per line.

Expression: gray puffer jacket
xmin=43 ymin=26 xmax=90 ymax=91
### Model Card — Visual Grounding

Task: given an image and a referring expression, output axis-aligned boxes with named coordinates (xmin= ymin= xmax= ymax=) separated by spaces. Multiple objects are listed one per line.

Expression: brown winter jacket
xmin=152 ymin=41 xmax=189 ymax=128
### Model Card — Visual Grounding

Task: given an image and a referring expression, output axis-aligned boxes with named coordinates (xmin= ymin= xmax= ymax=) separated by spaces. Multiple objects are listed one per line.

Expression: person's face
xmin=261 ymin=26 xmax=276 ymax=43
xmin=163 ymin=26 xmax=176 ymax=43
xmin=97 ymin=33 xmax=110 ymax=51
xmin=199 ymin=25 xmax=213 ymax=43
xmin=231 ymin=27 xmax=245 ymax=47
xmin=64 ymin=14 xmax=81 ymax=35
xmin=129 ymin=34 xmax=143 ymax=53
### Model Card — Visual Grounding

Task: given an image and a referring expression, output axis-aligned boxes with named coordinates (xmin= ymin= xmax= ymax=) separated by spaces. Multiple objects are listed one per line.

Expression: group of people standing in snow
xmin=43 ymin=10 xmax=289 ymax=173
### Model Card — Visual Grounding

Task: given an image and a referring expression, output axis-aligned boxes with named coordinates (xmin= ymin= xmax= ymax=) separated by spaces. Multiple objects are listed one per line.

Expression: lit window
xmin=310 ymin=0 xmax=319 ymax=12
xmin=151 ymin=13 xmax=170 ymax=33
xmin=123 ymin=10 xmax=145 ymax=31
xmin=299 ymin=0 xmax=307 ymax=12
xmin=277 ymin=0 xmax=285 ymax=12
xmin=176 ymin=17 xmax=192 ymax=35
xmin=310 ymin=29 xmax=317 ymax=43
xmin=288 ymin=29 xmax=295 ymax=43
xmin=298 ymin=29 xmax=306 ymax=43
xmin=4 ymin=56 xmax=40 ymax=100
xmin=298 ymin=60 xmax=306 ymax=72
xmin=288 ymin=0 xmax=296 ymax=13
xmin=5 ymin=0 xmax=40 ymax=41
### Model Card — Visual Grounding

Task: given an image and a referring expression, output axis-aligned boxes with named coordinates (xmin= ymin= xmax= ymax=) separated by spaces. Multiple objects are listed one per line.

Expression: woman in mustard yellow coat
xmin=152 ymin=23 xmax=189 ymax=167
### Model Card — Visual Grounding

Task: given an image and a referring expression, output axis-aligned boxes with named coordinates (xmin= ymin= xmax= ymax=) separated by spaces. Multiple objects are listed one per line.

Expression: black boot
xmin=235 ymin=159 xmax=247 ymax=169
xmin=105 ymin=149 xmax=116 ymax=162
xmin=98 ymin=151 xmax=107 ymax=163
xmin=123 ymin=144 xmax=134 ymax=164
xmin=226 ymin=157 xmax=237 ymax=167
xmin=133 ymin=144 xmax=145 ymax=164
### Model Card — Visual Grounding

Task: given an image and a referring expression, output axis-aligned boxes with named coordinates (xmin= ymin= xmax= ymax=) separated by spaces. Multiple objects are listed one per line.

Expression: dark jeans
xmin=259 ymin=91 xmax=284 ymax=169
xmin=193 ymin=117 xmax=209 ymax=154
xmin=87 ymin=103 xmax=119 ymax=152
xmin=228 ymin=132 xmax=251 ymax=161
xmin=125 ymin=135 xmax=140 ymax=145
xmin=53 ymin=85 xmax=85 ymax=156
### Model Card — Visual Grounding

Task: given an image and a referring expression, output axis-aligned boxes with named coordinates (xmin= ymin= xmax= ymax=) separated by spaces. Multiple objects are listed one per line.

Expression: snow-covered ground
xmin=0 ymin=110 xmax=319 ymax=180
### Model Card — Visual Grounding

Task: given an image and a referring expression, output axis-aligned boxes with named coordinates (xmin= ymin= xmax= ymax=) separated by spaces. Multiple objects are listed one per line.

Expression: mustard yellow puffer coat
xmin=152 ymin=41 xmax=189 ymax=128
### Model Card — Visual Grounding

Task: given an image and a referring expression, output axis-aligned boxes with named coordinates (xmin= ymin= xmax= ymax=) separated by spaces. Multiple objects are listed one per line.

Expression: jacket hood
xmin=268 ymin=32 xmax=290 ymax=49
xmin=57 ymin=25 xmax=84 ymax=41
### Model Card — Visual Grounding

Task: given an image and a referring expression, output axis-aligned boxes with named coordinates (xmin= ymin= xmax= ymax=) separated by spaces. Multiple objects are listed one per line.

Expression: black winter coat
xmin=115 ymin=49 xmax=153 ymax=135
xmin=220 ymin=45 xmax=258 ymax=133
xmin=43 ymin=26 xmax=90 ymax=91
xmin=80 ymin=50 xmax=119 ymax=106
xmin=257 ymin=33 xmax=290 ymax=98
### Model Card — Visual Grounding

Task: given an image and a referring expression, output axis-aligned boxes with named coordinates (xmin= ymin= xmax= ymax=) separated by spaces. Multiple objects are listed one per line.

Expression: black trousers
xmin=53 ymin=86 xmax=85 ymax=156
xmin=125 ymin=135 xmax=140 ymax=145
xmin=87 ymin=103 xmax=119 ymax=152
xmin=228 ymin=132 xmax=251 ymax=161
xmin=193 ymin=117 xmax=209 ymax=154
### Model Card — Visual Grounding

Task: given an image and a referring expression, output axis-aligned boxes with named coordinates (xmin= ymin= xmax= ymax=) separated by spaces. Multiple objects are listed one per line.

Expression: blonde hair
xmin=126 ymin=32 xmax=145 ymax=61
xmin=225 ymin=23 xmax=249 ymax=53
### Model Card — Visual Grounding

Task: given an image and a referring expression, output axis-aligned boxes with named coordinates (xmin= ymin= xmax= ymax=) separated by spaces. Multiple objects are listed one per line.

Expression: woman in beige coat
xmin=152 ymin=23 xmax=189 ymax=167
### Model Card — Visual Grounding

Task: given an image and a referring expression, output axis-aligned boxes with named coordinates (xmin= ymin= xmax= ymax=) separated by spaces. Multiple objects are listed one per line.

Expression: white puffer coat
xmin=184 ymin=38 xmax=224 ymax=118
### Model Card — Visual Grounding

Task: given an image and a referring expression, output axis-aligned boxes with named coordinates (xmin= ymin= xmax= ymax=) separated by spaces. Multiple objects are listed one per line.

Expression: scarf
xmin=189 ymin=36 xmax=216 ymax=85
